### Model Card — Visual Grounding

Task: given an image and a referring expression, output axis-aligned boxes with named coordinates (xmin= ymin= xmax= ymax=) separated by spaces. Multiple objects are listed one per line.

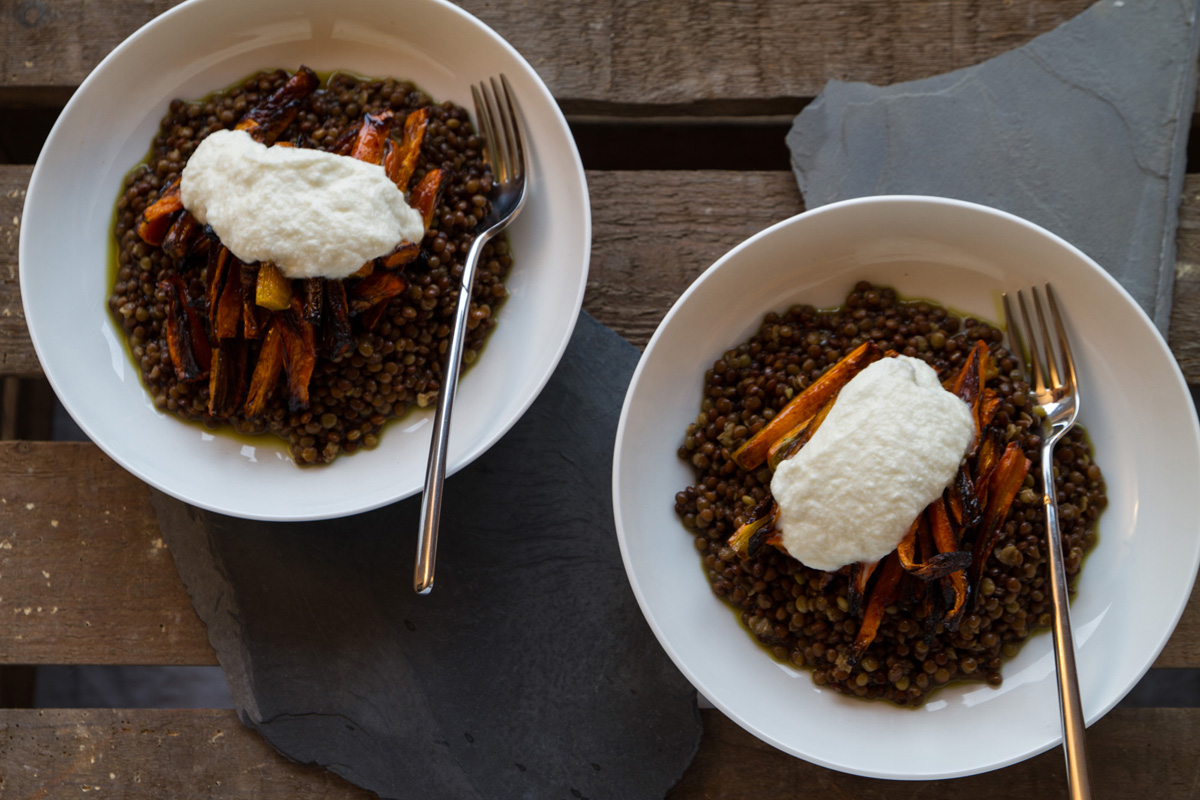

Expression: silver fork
xmin=414 ymin=75 xmax=528 ymax=594
xmin=1003 ymin=285 xmax=1091 ymax=800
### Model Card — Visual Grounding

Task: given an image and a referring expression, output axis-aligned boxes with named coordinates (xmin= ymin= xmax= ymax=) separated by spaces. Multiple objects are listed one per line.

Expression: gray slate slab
xmin=787 ymin=0 xmax=1200 ymax=336
xmin=154 ymin=311 xmax=701 ymax=800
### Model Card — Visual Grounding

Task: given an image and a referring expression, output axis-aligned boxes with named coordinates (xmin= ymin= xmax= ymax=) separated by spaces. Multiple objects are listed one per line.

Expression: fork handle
xmin=414 ymin=230 xmax=495 ymax=594
xmin=1041 ymin=441 xmax=1092 ymax=800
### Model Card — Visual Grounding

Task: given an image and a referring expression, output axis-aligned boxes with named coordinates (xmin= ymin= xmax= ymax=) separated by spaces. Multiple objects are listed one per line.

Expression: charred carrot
xmin=278 ymin=297 xmax=317 ymax=411
xmin=848 ymin=560 xmax=879 ymax=618
xmin=928 ymin=497 xmax=969 ymax=631
xmin=969 ymin=442 xmax=1032 ymax=604
xmin=408 ymin=168 xmax=448 ymax=232
xmin=385 ymin=108 xmax=429 ymax=191
xmin=349 ymin=270 xmax=408 ymax=313
xmin=214 ymin=258 xmax=244 ymax=340
xmin=727 ymin=501 xmax=778 ymax=560
xmin=240 ymin=264 xmax=265 ymax=339
xmin=136 ymin=177 xmax=183 ymax=246
xmin=349 ymin=110 xmax=394 ymax=164
xmin=235 ymin=66 xmax=319 ymax=144
xmin=243 ymin=322 xmax=285 ymax=418
xmin=732 ymin=341 xmax=882 ymax=471
xmin=302 ymin=278 xmax=324 ymax=324
xmin=766 ymin=394 xmax=836 ymax=471
xmin=322 ymin=280 xmax=355 ymax=360
xmin=160 ymin=275 xmax=210 ymax=382
xmin=378 ymin=241 xmax=421 ymax=270
xmin=207 ymin=339 xmax=248 ymax=417
xmin=851 ymin=552 xmax=904 ymax=657
xmin=160 ymin=210 xmax=199 ymax=263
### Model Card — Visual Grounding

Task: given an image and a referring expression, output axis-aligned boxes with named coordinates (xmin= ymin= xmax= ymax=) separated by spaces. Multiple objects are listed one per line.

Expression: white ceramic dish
xmin=613 ymin=196 xmax=1200 ymax=779
xmin=20 ymin=0 xmax=589 ymax=520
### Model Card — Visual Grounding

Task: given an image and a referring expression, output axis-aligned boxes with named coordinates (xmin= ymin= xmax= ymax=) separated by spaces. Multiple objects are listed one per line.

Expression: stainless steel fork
xmin=1003 ymin=285 xmax=1091 ymax=800
xmin=414 ymin=75 xmax=528 ymax=594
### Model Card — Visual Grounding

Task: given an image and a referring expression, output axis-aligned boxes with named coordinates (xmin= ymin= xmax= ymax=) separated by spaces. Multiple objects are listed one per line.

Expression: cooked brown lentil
xmin=673 ymin=281 xmax=1105 ymax=706
xmin=109 ymin=69 xmax=512 ymax=464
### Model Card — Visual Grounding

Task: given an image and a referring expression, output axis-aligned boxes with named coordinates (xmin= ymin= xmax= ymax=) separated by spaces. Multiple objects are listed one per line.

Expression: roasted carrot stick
xmin=214 ymin=258 xmax=244 ymax=340
xmin=408 ymin=168 xmax=448 ymax=231
xmin=349 ymin=270 xmax=408 ymax=313
xmin=378 ymin=241 xmax=421 ymax=270
xmin=385 ymin=108 xmax=429 ymax=191
xmin=327 ymin=121 xmax=363 ymax=157
xmin=766 ymin=393 xmax=836 ymax=471
xmin=136 ymin=177 xmax=183 ymax=246
xmin=278 ymin=297 xmax=317 ymax=411
xmin=848 ymin=560 xmax=879 ymax=617
xmin=897 ymin=513 xmax=971 ymax=580
xmin=732 ymin=341 xmax=882 ymax=471
xmin=302 ymin=278 xmax=324 ymax=324
xmin=207 ymin=339 xmax=248 ymax=417
xmin=928 ymin=497 xmax=969 ymax=631
xmin=243 ymin=322 xmax=285 ymax=418
xmin=240 ymin=264 xmax=266 ymax=339
xmin=322 ymin=280 xmax=355 ymax=360
xmin=727 ymin=500 xmax=778 ymax=559
xmin=160 ymin=275 xmax=211 ymax=382
xmin=969 ymin=442 xmax=1032 ymax=604
xmin=851 ymin=552 xmax=904 ymax=657
xmin=161 ymin=210 xmax=199 ymax=263
xmin=235 ymin=66 xmax=319 ymax=144
xmin=349 ymin=110 xmax=394 ymax=164
xmin=947 ymin=464 xmax=983 ymax=528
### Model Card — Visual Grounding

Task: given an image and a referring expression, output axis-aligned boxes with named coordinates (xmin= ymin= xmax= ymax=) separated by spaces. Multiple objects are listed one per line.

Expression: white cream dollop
xmin=770 ymin=355 xmax=974 ymax=572
xmin=180 ymin=128 xmax=425 ymax=280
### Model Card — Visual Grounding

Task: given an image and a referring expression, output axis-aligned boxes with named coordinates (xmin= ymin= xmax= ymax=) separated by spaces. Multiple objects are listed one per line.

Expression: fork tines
xmin=1002 ymin=284 xmax=1076 ymax=395
xmin=471 ymin=76 xmax=525 ymax=184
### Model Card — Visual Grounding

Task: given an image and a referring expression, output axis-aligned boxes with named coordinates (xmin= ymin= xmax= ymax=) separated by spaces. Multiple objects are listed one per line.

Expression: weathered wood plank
xmin=669 ymin=708 xmax=1200 ymax=799
xmin=586 ymin=170 xmax=1200 ymax=379
xmin=6 ymin=166 xmax=1200 ymax=381
xmin=1 ymin=1 xmax=1095 ymax=110
xmin=1 ymin=708 xmax=375 ymax=799
xmin=0 ymin=440 xmax=1197 ymax=669
xmin=0 ymin=166 xmax=33 ymax=377
xmin=3 ymin=707 xmax=1198 ymax=798
xmin=0 ymin=442 xmax=214 ymax=666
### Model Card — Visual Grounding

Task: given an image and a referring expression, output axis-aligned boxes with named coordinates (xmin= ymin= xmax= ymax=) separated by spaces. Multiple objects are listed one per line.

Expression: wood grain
xmin=1 ymin=1 xmax=1097 ymax=110
xmin=669 ymin=708 xmax=1200 ymax=799
xmin=3 ymin=707 xmax=1199 ymax=798
xmin=0 ymin=442 xmax=213 ymax=666
xmin=1 ymin=708 xmax=375 ymax=799
xmin=0 ymin=166 xmax=33 ymax=377
xmin=0 ymin=442 xmax=1196 ymax=670
xmin=6 ymin=166 xmax=1200 ymax=380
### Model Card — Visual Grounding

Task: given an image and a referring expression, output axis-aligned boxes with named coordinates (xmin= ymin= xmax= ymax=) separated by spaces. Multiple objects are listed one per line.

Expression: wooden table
xmin=3 ymin=1 xmax=1199 ymax=796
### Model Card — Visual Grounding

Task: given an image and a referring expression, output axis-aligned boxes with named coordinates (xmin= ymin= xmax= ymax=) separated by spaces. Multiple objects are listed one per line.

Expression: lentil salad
xmin=109 ymin=69 xmax=511 ymax=464
xmin=673 ymin=282 xmax=1105 ymax=706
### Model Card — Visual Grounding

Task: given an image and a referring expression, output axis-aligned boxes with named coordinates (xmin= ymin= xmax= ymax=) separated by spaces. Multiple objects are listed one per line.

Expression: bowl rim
xmin=19 ymin=0 xmax=591 ymax=520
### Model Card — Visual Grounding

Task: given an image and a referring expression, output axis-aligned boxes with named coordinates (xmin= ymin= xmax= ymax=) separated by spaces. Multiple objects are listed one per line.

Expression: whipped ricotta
xmin=179 ymin=129 xmax=425 ymax=280
xmin=770 ymin=355 xmax=974 ymax=572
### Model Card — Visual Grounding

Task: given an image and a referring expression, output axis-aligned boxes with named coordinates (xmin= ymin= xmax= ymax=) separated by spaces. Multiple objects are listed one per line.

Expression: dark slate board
xmin=786 ymin=0 xmax=1200 ymax=337
xmin=154 ymin=311 xmax=701 ymax=800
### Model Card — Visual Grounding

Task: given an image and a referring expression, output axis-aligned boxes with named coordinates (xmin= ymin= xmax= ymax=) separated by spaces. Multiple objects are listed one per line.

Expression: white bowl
xmin=613 ymin=196 xmax=1200 ymax=779
xmin=20 ymin=0 xmax=589 ymax=520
